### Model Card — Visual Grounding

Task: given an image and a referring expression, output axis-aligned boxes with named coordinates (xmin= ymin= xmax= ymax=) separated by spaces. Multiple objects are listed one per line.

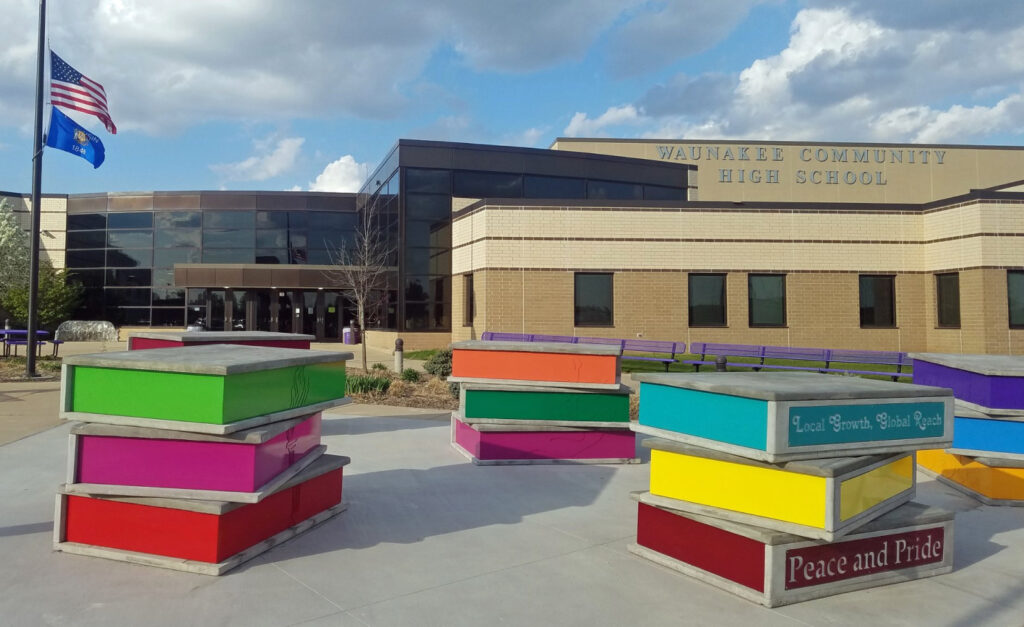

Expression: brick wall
xmin=452 ymin=198 xmax=1024 ymax=354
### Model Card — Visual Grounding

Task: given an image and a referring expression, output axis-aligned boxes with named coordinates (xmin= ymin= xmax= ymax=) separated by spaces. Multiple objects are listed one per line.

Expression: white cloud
xmin=736 ymin=9 xmax=886 ymax=109
xmin=211 ymin=136 xmax=304 ymax=182
xmin=568 ymin=6 xmax=1024 ymax=145
xmin=563 ymin=105 xmax=642 ymax=137
xmin=509 ymin=127 xmax=547 ymax=148
xmin=873 ymin=95 xmax=1024 ymax=144
xmin=308 ymin=155 xmax=370 ymax=193
xmin=0 ymin=0 xmax=708 ymax=133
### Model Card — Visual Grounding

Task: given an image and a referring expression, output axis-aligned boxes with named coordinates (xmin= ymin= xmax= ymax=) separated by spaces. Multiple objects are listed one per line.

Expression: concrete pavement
xmin=3 ymin=407 xmax=1024 ymax=626
xmin=3 ymin=343 xmax=1024 ymax=625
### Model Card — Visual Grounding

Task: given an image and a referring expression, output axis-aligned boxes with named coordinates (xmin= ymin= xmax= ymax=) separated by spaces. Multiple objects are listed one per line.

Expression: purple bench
xmin=4 ymin=339 xmax=47 ymax=358
xmin=479 ymin=332 xmax=685 ymax=371
xmin=687 ymin=342 xmax=910 ymax=380
xmin=824 ymin=348 xmax=911 ymax=380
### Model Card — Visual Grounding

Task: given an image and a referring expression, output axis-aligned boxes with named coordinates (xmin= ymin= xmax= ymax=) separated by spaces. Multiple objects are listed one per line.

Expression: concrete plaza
xmin=2 ymin=345 xmax=1024 ymax=625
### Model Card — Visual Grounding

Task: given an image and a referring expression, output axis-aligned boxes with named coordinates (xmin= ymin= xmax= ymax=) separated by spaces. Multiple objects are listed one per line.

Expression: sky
xmin=1 ymin=0 xmax=1023 ymax=195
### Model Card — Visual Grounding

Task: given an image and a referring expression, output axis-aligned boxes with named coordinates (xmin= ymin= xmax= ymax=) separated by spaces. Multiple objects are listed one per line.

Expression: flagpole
xmin=26 ymin=0 xmax=46 ymax=377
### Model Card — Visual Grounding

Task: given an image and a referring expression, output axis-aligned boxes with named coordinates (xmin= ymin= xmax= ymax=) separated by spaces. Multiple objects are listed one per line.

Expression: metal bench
xmin=822 ymin=348 xmax=910 ymax=381
xmin=480 ymin=332 xmax=685 ymax=371
xmin=622 ymin=338 xmax=686 ymax=371
xmin=687 ymin=341 xmax=909 ymax=380
xmin=684 ymin=342 xmax=766 ymax=371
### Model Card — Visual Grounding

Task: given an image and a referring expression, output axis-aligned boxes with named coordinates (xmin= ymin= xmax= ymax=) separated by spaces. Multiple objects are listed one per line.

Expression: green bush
xmin=423 ymin=348 xmax=452 ymax=378
xmin=401 ymin=368 xmax=421 ymax=383
xmin=371 ymin=362 xmax=389 ymax=372
xmin=347 ymin=374 xmax=391 ymax=395
xmin=448 ymin=382 xmax=460 ymax=399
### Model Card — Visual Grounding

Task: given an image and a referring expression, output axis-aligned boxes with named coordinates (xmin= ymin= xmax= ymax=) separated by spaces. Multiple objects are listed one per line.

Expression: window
xmin=935 ymin=273 xmax=960 ymax=328
xmin=67 ymin=213 xmax=106 ymax=230
xmin=860 ymin=275 xmax=896 ymax=328
xmin=524 ymin=175 xmax=586 ymax=199
xmin=405 ymin=168 xmax=450 ymax=194
xmin=464 ymin=274 xmax=475 ymax=326
xmin=203 ymin=211 xmax=254 ymax=229
xmin=588 ymin=180 xmax=642 ymax=200
xmin=106 ymin=268 xmax=151 ymax=286
xmin=66 ymin=249 xmax=106 ymax=268
xmin=748 ymin=274 xmax=786 ymax=327
xmin=107 ymin=229 xmax=153 ymax=249
xmin=66 ymin=230 xmax=106 ymax=249
xmin=1009 ymin=271 xmax=1024 ymax=328
xmin=153 ymin=248 xmax=200 ymax=268
xmin=644 ymin=184 xmax=686 ymax=201
xmin=689 ymin=273 xmax=726 ymax=326
xmin=155 ymin=211 xmax=200 ymax=228
xmin=574 ymin=273 xmax=613 ymax=326
xmin=452 ymin=171 xmax=523 ymax=198
xmin=107 ymin=212 xmax=152 ymax=229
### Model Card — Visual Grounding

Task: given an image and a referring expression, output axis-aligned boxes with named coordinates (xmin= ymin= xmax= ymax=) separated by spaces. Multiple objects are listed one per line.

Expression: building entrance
xmin=184 ymin=288 xmax=352 ymax=341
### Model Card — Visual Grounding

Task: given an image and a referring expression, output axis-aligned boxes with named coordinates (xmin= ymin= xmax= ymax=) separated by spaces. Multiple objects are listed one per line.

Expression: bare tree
xmin=323 ymin=200 xmax=397 ymax=371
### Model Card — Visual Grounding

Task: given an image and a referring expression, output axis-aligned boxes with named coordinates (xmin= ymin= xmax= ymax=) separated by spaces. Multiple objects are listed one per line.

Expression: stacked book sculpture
xmin=53 ymin=344 xmax=353 ymax=575
xmin=448 ymin=340 xmax=636 ymax=464
xmin=914 ymin=353 xmax=1024 ymax=505
xmin=628 ymin=372 xmax=956 ymax=606
xmin=127 ymin=330 xmax=315 ymax=351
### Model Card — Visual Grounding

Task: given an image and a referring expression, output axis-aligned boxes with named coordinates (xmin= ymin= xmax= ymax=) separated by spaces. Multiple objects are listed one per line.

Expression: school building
xmin=2 ymin=138 xmax=1023 ymax=353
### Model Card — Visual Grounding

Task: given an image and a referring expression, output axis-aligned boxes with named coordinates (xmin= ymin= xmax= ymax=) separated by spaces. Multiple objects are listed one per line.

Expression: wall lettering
xmin=656 ymin=144 xmax=945 ymax=187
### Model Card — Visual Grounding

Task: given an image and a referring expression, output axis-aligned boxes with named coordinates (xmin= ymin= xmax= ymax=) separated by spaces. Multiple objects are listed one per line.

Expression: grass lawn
xmin=0 ymin=355 xmax=63 ymax=381
xmin=404 ymin=349 xmax=440 ymax=361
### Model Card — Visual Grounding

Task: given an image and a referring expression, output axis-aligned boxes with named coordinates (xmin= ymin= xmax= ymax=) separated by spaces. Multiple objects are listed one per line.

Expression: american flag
xmin=50 ymin=51 xmax=116 ymax=134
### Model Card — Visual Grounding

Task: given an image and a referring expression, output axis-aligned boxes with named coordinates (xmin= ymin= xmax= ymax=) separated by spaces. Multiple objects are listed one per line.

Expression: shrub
xmin=347 ymin=374 xmax=391 ymax=395
xmin=401 ymin=368 xmax=421 ymax=383
xmin=448 ymin=382 xmax=460 ymax=399
xmin=423 ymin=348 xmax=452 ymax=378
xmin=371 ymin=362 xmax=389 ymax=372
xmin=386 ymin=380 xmax=412 ymax=397
xmin=423 ymin=377 xmax=451 ymax=396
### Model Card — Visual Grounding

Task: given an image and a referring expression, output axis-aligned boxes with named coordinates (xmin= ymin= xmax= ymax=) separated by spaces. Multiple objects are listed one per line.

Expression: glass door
xmin=301 ymin=291 xmax=317 ymax=336
xmin=323 ymin=292 xmax=342 ymax=341
xmin=231 ymin=290 xmax=248 ymax=330
xmin=187 ymin=288 xmax=207 ymax=328
xmin=278 ymin=291 xmax=293 ymax=333
xmin=256 ymin=290 xmax=272 ymax=331
xmin=207 ymin=289 xmax=226 ymax=331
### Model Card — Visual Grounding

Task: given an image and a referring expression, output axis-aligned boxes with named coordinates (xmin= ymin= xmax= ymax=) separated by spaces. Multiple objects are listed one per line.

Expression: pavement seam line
xmin=272 ymin=562 xmax=348 ymax=614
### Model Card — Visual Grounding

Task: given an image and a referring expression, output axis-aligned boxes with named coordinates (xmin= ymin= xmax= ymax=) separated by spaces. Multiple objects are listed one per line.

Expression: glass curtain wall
xmin=65 ymin=195 xmax=358 ymax=332
xmin=365 ymin=149 xmax=686 ymax=333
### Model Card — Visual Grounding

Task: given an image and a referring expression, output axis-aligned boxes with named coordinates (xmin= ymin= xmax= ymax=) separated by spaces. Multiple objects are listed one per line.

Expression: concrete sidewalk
xmin=2 ymin=404 xmax=1024 ymax=625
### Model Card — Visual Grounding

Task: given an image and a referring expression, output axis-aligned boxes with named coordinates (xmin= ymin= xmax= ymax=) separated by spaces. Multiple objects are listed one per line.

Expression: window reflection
xmin=67 ymin=230 xmax=106 ymax=249
xmin=107 ymin=229 xmax=153 ymax=248
xmin=107 ymin=212 xmax=153 ymax=229
xmin=155 ymin=211 xmax=201 ymax=228
xmin=204 ymin=211 xmax=254 ymax=229
xmin=67 ymin=213 xmax=106 ymax=230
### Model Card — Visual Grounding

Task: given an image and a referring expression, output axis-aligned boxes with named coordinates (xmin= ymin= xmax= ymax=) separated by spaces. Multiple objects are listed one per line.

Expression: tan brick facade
xmin=551 ymin=139 xmax=1024 ymax=204
xmin=2 ymin=194 xmax=68 ymax=268
xmin=453 ymin=199 xmax=1024 ymax=354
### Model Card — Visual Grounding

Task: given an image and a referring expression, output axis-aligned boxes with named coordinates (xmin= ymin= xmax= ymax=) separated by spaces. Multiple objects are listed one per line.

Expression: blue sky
xmin=1 ymin=0 xmax=1023 ymax=195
